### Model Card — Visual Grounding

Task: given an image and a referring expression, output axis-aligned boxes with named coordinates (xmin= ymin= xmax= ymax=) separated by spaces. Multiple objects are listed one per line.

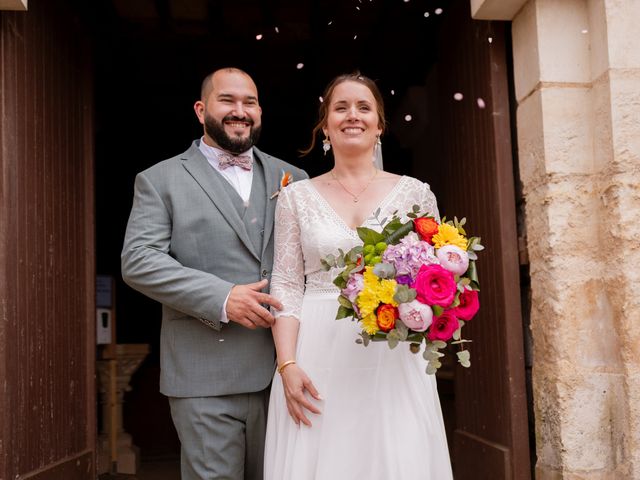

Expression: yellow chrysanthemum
xmin=356 ymin=288 xmax=380 ymax=318
xmin=378 ymin=279 xmax=399 ymax=306
xmin=432 ymin=223 xmax=468 ymax=250
xmin=361 ymin=312 xmax=380 ymax=335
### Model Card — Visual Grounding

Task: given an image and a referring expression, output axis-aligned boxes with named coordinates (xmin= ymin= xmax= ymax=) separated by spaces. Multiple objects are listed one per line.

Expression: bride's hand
xmin=280 ymin=365 xmax=322 ymax=426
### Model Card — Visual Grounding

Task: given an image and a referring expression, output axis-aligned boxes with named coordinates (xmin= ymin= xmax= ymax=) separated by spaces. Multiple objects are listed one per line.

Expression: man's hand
xmin=226 ymin=279 xmax=283 ymax=329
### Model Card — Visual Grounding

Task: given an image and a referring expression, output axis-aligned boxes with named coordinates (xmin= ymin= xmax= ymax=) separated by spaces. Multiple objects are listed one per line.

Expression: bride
xmin=264 ymin=73 xmax=453 ymax=479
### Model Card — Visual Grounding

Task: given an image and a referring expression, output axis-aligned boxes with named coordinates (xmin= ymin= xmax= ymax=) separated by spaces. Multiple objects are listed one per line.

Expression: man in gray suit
xmin=121 ymin=67 xmax=307 ymax=479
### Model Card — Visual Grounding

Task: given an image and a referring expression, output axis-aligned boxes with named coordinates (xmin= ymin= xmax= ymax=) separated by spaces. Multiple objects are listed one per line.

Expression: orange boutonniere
xmin=270 ymin=170 xmax=293 ymax=199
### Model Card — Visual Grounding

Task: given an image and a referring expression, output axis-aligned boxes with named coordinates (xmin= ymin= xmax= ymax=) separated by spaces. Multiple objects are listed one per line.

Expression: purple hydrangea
xmin=381 ymin=232 xmax=439 ymax=279
xmin=342 ymin=273 xmax=364 ymax=304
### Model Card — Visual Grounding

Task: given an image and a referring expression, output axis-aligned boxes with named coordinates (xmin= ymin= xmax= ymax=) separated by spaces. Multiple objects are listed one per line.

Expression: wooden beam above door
xmin=0 ymin=0 xmax=27 ymax=11
xmin=470 ymin=0 xmax=527 ymax=20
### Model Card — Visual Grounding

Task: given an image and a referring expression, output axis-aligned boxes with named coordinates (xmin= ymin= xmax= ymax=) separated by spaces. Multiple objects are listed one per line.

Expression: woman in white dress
xmin=264 ymin=73 xmax=453 ymax=479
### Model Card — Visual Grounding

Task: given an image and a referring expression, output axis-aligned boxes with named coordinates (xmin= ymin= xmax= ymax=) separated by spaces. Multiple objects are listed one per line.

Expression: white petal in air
xmin=453 ymin=92 xmax=464 ymax=101
xmin=256 ymin=34 xmax=263 ymax=40
xmin=404 ymin=114 xmax=413 ymax=122
xmin=296 ymin=63 xmax=304 ymax=70
xmin=477 ymin=98 xmax=486 ymax=108
xmin=435 ymin=8 xmax=443 ymax=15
xmin=424 ymin=12 xmax=430 ymax=17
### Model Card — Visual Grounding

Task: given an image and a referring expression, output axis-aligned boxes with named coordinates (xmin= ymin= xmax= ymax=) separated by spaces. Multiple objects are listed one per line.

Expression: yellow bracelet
xmin=277 ymin=360 xmax=296 ymax=374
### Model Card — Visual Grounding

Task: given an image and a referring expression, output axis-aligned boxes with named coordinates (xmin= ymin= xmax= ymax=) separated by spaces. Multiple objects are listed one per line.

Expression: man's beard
xmin=204 ymin=114 xmax=262 ymax=154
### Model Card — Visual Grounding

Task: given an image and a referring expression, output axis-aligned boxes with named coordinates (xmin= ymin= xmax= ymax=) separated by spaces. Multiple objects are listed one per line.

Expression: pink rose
xmin=413 ymin=264 xmax=457 ymax=307
xmin=398 ymin=300 xmax=433 ymax=332
xmin=450 ymin=289 xmax=479 ymax=321
xmin=427 ymin=311 xmax=459 ymax=341
xmin=436 ymin=245 xmax=469 ymax=276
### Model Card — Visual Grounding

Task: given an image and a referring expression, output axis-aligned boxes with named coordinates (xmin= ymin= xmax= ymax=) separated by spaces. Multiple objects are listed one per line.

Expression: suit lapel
xmin=181 ymin=142 xmax=260 ymax=261
xmin=255 ymin=148 xmax=276 ymax=257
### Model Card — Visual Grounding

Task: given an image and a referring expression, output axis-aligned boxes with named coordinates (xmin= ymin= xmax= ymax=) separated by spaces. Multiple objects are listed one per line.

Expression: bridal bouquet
xmin=321 ymin=206 xmax=483 ymax=374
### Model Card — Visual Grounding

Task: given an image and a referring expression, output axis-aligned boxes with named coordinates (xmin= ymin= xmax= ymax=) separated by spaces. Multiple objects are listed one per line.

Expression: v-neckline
xmin=305 ymin=176 xmax=407 ymax=235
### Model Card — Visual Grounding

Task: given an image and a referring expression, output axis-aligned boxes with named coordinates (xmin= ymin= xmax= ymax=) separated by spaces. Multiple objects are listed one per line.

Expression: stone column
xmin=510 ymin=0 xmax=640 ymax=477
xmin=96 ymin=344 xmax=150 ymax=475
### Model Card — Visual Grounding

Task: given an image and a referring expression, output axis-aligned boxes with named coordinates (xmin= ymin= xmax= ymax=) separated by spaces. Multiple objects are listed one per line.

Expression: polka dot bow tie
xmin=217 ymin=153 xmax=253 ymax=171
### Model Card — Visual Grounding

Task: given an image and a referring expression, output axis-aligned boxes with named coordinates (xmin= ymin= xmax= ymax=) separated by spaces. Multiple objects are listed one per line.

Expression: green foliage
xmin=335 ymin=305 xmax=354 ymax=320
xmin=393 ymin=284 xmax=417 ymax=304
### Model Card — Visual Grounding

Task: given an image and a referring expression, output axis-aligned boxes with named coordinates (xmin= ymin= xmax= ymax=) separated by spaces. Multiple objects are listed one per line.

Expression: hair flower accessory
xmin=270 ymin=170 xmax=293 ymax=199
xmin=321 ymin=207 xmax=484 ymax=374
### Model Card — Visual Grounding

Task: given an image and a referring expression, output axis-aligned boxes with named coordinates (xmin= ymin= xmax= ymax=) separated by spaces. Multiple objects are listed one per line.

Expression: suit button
xmin=261 ymin=269 xmax=268 ymax=277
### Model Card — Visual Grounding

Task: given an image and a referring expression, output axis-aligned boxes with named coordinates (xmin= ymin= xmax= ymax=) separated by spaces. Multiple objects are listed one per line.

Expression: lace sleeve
xmin=270 ymin=185 xmax=304 ymax=321
xmin=421 ymin=182 xmax=441 ymax=222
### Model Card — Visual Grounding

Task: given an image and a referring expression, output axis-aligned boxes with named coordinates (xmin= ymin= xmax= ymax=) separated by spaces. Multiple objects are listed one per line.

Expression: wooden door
xmin=0 ymin=1 xmax=96 ymax=479
xmin=414 ymin=3 xmax=531 ymax=479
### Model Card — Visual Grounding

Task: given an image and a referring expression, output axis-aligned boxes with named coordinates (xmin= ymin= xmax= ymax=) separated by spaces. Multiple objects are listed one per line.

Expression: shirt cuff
xmin=220 ymin=291 xmax=231 ymax=324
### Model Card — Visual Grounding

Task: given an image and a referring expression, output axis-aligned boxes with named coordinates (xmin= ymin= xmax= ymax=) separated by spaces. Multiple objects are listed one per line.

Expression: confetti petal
xmin=453 ymin=92 xmax=463 ymax=101
xmin=354 ymin=34 xmax=358 ymax=40
xmin=275 ymin=27 xmax=279 ymax=33
xmin=476 ymin=98 xmax=486 ymax=109
xmin=424 ymin=12 xmax=430 ymax=17
xmin=581 ymin=29 xmax=588 ymax=34
xmin=404 ymin=114 xmax=412 ymax=122
xmin=391 ymin=90 xmax=395 ymax=95
xmin=296 ymin=63 xmax=304 ymax=69
xmin=488 ymin=36 xmax=493 ymax=43
xmin=319 ymin=96 xmax=324 ymax=103
xmin=435 ymin=8 xmax=443 ymax=15
xmin=256 ymin=34 xmax=263 ymax=40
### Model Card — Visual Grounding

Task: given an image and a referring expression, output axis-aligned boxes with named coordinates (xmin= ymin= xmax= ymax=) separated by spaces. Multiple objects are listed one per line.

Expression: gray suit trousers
xmin=169 ymin=388 xmax=269 ymax=480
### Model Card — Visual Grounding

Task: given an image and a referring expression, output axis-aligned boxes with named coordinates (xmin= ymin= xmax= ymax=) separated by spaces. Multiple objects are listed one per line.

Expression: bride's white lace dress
xmin=264 ymin=176 xmax=453 ymax=480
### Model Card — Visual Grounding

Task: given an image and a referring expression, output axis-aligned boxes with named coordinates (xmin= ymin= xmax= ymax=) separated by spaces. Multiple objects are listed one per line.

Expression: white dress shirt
xmin=198 ymin=138 xmax=255 ymax=323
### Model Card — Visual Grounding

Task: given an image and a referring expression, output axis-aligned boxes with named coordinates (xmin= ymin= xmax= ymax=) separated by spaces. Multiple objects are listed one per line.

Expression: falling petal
xmin=275 ymin=27 xmax=279 ymax=33
xmin=354 ymin=34 xmax=358 ymax=40
xmin=391 ymin=90 xmax=395 ymax=95
xmin=424 ymin=12 xmax=430 ymax=17
xmin=319 ymin=96 xmax=324 ymax=102
xmin=488 ymin=36 xmax=493 ymax=43
xmin=250 ymin=217 xmax=258 ymax=224
xmin=296 ymin=63 xmax=304 ymax=69
xmin=356 ymin=6 xmax=360 ymax=10
xmin=581 ymin=29 xmax=588 ymax=34
xmin=404 ymin=114 xmax=413 ymax=122
xmin=256 ymin=34 xmax=263 ymax=40
xmin=476 ymin=98 xmax=486 ymax=109
xmin=328 ymin=20 xmax=333 ymax=25
xmin=219 ymin=339 xmax=225 ymax=342
xmin=435 ymin=8 xmax=443 ymax=14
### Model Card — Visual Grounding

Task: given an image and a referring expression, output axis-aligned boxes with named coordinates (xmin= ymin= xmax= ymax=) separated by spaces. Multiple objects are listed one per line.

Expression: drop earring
xmin=322 ymin=136 xmax=331 ymax=155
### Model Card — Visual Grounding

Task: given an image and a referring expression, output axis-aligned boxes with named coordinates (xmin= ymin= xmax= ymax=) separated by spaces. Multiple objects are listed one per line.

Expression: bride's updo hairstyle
xmin=300 ymin=72 xmax=387 ymax=156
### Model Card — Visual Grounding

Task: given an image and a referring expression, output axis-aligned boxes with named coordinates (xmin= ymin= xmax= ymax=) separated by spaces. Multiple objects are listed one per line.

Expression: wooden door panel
xmin=0 ymin=1 xmax=95 ymax=478
xmin=417 ymin=3 xmax=531 ymax=478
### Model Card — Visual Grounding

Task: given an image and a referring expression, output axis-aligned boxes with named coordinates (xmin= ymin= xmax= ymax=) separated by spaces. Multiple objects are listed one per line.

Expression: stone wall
xmin=509 ymin=0 xmax=640 ymax=477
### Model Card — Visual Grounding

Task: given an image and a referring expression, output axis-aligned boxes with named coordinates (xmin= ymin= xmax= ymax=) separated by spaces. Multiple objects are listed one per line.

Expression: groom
xmin=121 ymin=67 xmax=307 ymax=479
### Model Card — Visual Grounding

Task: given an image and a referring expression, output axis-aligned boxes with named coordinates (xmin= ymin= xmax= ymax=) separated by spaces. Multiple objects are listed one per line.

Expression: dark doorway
xmin=84 ymin=0 xmax=530 ymax=477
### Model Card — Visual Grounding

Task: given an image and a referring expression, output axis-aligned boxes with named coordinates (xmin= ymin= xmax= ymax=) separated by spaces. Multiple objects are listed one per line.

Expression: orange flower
xmin=280 ymin=170 xmax=293 ymax=189
xmin=414 ymin=217 xmax=439 ymax=245
xmin=376 ymin=304 xmax=398 ymax=332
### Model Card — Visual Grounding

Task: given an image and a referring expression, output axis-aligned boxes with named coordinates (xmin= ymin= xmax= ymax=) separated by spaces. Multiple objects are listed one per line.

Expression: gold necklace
xmin=330 ymin=168 xmax=378 ymax=203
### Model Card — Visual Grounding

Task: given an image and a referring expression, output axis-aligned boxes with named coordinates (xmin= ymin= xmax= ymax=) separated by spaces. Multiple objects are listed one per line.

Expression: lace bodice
xmin=270 ymin=176 xmax=440 ymax=320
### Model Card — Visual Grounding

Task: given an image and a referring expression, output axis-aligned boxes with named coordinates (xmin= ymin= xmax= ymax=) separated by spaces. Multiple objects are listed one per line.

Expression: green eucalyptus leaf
xmin=432 ymin=305 xmax=444 ymax=317
xmin=426 ymin=363 xmax=438 ymax=375
xmin=333 ymin=276 xmax=347 ymax=289
xmin=457 ymin=350 xmax=471 ymax=363
xmin=452 ymin=328 xmax=461 ymax=341
xmin=337 ymin=295 xmax=352 ymax=308
xmin=335 ymin=305 xmax=353 ymax=320
xmin=433 ymin=340 xmax=447 ymax=349
xmin=395 ymin=321 xmax=409 ymax=341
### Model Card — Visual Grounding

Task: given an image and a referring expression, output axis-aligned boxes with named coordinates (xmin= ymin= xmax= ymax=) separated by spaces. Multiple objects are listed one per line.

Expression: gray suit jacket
xmin=121 ymin=141 xmax=308 ymax=397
